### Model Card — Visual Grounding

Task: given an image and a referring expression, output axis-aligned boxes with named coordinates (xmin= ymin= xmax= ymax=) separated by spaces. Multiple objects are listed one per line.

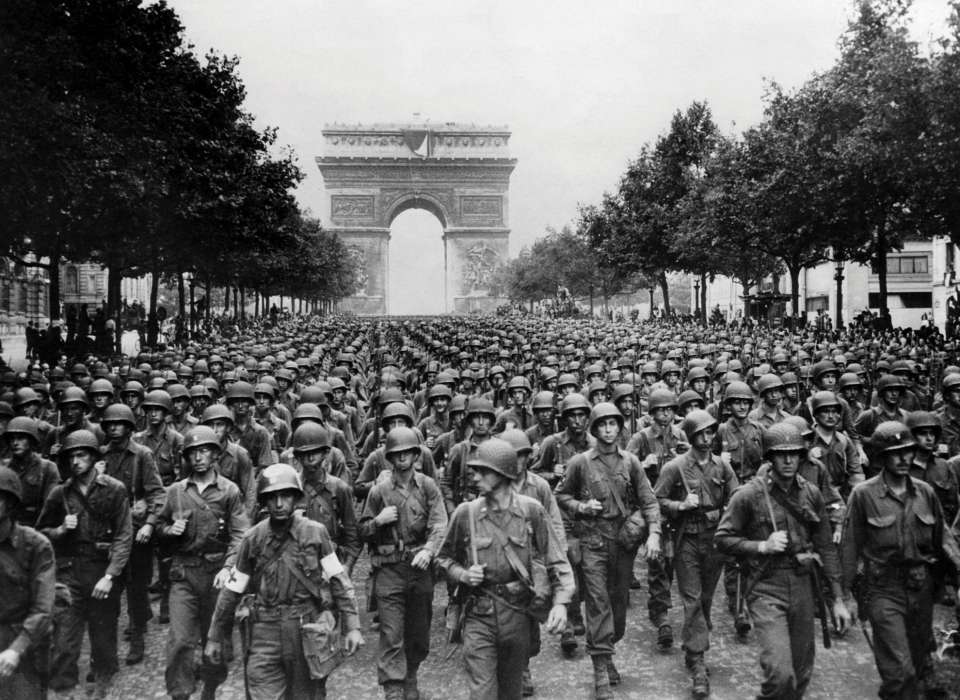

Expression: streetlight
xmin=828 ymin=246 xmax=845 ymax=330
xmin=693 ymin=278 xmax=701 ymax=321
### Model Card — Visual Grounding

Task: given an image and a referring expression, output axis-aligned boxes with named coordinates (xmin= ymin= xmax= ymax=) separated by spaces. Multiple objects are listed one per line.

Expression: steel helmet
xmin=506 ymin=376 xmax=532 ymax=394
xmin=681 ymin=409 xmax=718 ymax=441
xmin=201 ymin=404 xmax=235 ymax=426
xmin=531 ymin=391 xmax=555 ymax=411
xmin=869 ymin=421 xmax=916 ymax=454
xmin=723 ymin=381 xmax=754 ymax=403
xmin=762 ymin=423 xmax=805 ymax=457
xmin=876 ymin=374 xmax=907 ymax=392
xmin=610 ymin=384 xmax=635 ymax=405
xmin=0 ymin=467 xmax=23 ymax=505
xmin=685 ymin=367 xmax=709 ymax=384
xmin=648 ymin=389 xmax=679 ymax=412
xmin=59 ymin=386 xmax=90 ymax=409
xmin=12 ymin=387 xmax=42 ymax=409
xmin=87 ymin=379 xmax=114 ymax=397
xmin=780 ymin=371 xmax=799 ymax=387
xmin=101 ymin=403 xmax=136 ymax=428
xmin=291 ymin=403 xmax=323 ymax=426
xmin=811 ymin=361 xmax=838 ymax=383
xmin=61 ymin=429 xmax=101 ymax=455
xmin=427 ymin=384 xmax=453 ymax=402
xmin=466 ymin=398 xmax=497 ymax=420
xmin=141 ymin=390 xmax=173 ymax=413
xmin=586 ymin=379 xmax=607 ymax=399
xmin=4 ymin=416 xmax=40 ymax=444
xmin=941 ymin=373 xmax=960 ymax=394
xmin=838 ymin=372 xmax=863 ymax=390
xmin=640 ymin=362 xmax=659 ymax=377
xmin=905 ymin=411 xmax=941 ymax=436
xmin=226 ymin=381 xmax=256 ymax=403
xmin=449 ymin=394 xmax=468 ymax=414
xmin=677 ymin=390 xmax=705 ymax=411
xmin=257 ymin=463 xmax=304 ymax=499
xmin=498 ymin=428 xmax=533 ymax=456
xmin=560 ymin=393 xmax=591 ymax=416
xmin=291 ymin=423 xmax=332 ymax=453
xmin=384 ymin=426 xmax=421 ymax=455
xmin=182 ymin=426 xmax=221 ymax=454
xmin=660 ymin=360 xmax=680 ymax=376
xmin=167 ymin=384 xmax=190 ymax=402
xmin=253 ymin=383 xmax=276 ymax=400
xmin=756 ymin=374 xmax=784 ymax=395
xmin=380 ymin=402 xmax=415 ymax=428
xmin=376 ymin=388 xmax=404 ymax=407
xmin=589 ymin=402 xmax=624 ymax=436
xmin=810 ymin=391 xmax=841 ymax=414
xmin=783 ymin=415 xmax=814 ymax=438
xmin=189 ymin=385 xmax=212 ymax=400
xmin=466 ymin=437 xmax=520 ymax=480
xmin=121 ymin=380 xmax=144 ymax=398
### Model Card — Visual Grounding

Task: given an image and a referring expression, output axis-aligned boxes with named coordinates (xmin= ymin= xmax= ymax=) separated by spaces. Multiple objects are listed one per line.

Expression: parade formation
xmin=2 ymin=313 xmax=960 ymax=700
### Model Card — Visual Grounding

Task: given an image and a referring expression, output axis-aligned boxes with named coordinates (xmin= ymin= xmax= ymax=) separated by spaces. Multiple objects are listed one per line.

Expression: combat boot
xmin=522 ymin=666 xmax=534 ymax=696
xmin=657 ymin=623 xmax=674 ymax=651
xmin=606 ymin=657 xmax=621 ymax=686
xmin=404 ymin=663 xmax=420 ymax=700
xmin=384 ymin=681 xmax=405 ymax=700
xmin=592 ymin=654 xmax=613 ymax=700
xmin=200 ymin=683 xmax=218 ymax=700
xmin=688 ymin=654 xmax=710 ymax=699
xmin=560 ymin=622 xmax=578 ymax=655
xmin=125 ymin=628 xmax=145 ymax=664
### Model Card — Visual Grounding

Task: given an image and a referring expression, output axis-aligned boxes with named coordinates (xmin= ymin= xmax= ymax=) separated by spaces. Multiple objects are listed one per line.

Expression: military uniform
xmin=37 ymin=472 xmax=132 ymax=692
xmin=359 ymin=470 xmax=447 ymax=692
xmin=715 ymin=472 xmax=842 ymax=699
xmin=158 ymin=474 xmax=249 ymax=699
xmin=209 ymin=512 xmax=360 ymax=700
xmin=810 ymin=428 xmax=863 ymax=500
xmin=5 ymin=452 xmax=59 ymax=528
xmin=300 ymin=470 xmax=360 ymax=572
xmin=231 ymin=420 xmax=274 ymax=472
xmin=437 ymin=492 xmax=575 ymax=700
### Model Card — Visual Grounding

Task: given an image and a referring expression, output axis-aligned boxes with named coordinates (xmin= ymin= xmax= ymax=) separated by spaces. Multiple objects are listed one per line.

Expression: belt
xmin=251 ymin=602 xmax=319 ymax=621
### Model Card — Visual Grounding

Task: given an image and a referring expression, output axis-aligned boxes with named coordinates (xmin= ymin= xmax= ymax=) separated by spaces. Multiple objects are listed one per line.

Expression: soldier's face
xmin=882 ymin=447 xmax=915 ymax=478
xmin=208 ymin=419 xmax=230 ymax=442
xmin=727 ymin=399 xmax=751 ymax=420
xmin=913 ymin=428 xmax=937 ymax=453
xmin=189 ymin=446 xmax=217 ymax=473
xmin=565 ymin=410 xmax=589 ymax=434
xmin=762 ymin=389 xmax=783 ymax=408
xmin=431 ymin=397 xmax=450 ymax=413
xmin=819 ymin=374 xmax=838 ymax=390
xmin=104 ymin=421 xmax=130 ymax=442
xmin=69 ymin=449 xmax=96 ymax=478
xmin=690 ymin=379 xmax=708 ymax=395
xmin=560 ymin=385 xmax=576 ymax=396
xmin=770 ymin=450 xmax=801 ymax=481
xmin=664 ymin=372 xmax=680 ymax=388
xmin=592 ymin=417 xmax=621 ymax=445
xmin=299 ymin=448 xmax=329 ymax=471
xmin=652 ymin=407 xmax=675 ymax=427
xmin=880 ymin=388 xmax=903 ymax=406
xmin=472 ymin=466 xmax=502 ymax=496
xmin=510 ymin=389 xmax=526 ymax=406
xmin=385 ymin=417 xmax=408 ymax=433
xmin=229 ymin=400 xmax=252 ymax=418
xmin=123 ymin=393 xmax=141 ymax=409
xmin=91 ymin=394 xmax=111 ymax=410
xmin=255 ymin=395 xmax=272 ymax=412
xmin=8 ymin=435 xmax=32 ymax=457
xmin=146 ymin=407 xmax=166 ymax=426
xmin=691 ymin=427 xmax=716 ymax=452
xmin=387 ymin=447 xmax=418 ymax=471
xmin=332 ymin=388 xmax=346 ymax=404
xmin=172 ymin=398 xmax=189 ymax=417
xmin=264 ymin=490 xmax=297 ymax=521
xmin=784 ymin=385 xmax=798 ymax=401
xmin=616 ymin=397 xmax=634 ymax=415
xmin=62 ymin=403 xmax=85 ymax=426
xmin=471 ymin=414 xmax=492 ymax=436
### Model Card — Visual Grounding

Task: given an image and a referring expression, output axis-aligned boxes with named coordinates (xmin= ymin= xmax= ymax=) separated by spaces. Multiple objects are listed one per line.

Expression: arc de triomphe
xmin=315 ymin=123 xmax=516 ymax=315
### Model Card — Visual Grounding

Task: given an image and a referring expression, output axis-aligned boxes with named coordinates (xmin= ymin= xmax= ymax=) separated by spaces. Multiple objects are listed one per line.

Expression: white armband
xmin=321 ymin=552 xmax=345 ymax=579
xmin=224 ymin=568 xmax=250 ymax=593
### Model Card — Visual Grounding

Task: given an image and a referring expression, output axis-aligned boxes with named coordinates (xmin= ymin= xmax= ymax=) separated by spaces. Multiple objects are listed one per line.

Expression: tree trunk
xmin=107 ymin=263 xmax=123 ymax=354
xmin=876 ymin=222 xmax=889 ymax=320
xmin=657 ymin=271 xmax=671 ymax=316
xmin=739 ymin=276 xmax=752 ymax=320
xmin=204 ymin=274 xmax=211 ymax=325
xmin=223 ymin=285 xmax=230 ymax=315
xmin=648 ymin=288 xmax=655 ymax=319
xmin=189 ymin=276 xmax=196 ymax=335
xmin=177 ymin=269 xmax=186 ymax=322
xmin=835 ymin=263 xmax=844 ymax=330
xmin=240 ymin=286 xmax=246 ymax=322
xmin=699 ymin=272 xmax=708 ymax=325
xmin=787 ymin=263 xmax=801 ymax=317
xmin=148 ymin=266 xmax=160 ymax=347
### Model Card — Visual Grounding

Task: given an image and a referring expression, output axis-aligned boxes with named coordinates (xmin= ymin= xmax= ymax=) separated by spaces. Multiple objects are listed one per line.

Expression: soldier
xmin=2 ymin=417 xmax=60 ymax=528
xmin=907 ymin=411 xmax=960 ymax=527
xmin=42 ymin=386 xmax=104 ymax=465
xmin=253 ymin=383 xmax=290 ymax=462
xmin=715 ymin=381 xmax=764 ymax=482
xmin=431 ymin=393 xmax=468 ymax=480
xmin=437 ymin=438 xmax=574 ymax=700
xmin=158 ymin=426 xmax=249 ymax=700
xmin=854 ymin=375 xmax=909 ymax=457
xmin=716 ymin=422 xmax=850 ymax=699
xmin=167 ymin=384 xmax=197 ymax=437
xmin=359 ymin=426 xmax=448 ymax=700
xmin=841 ymin=421 xmax=958 ymax=699
xmin=555 ymin=402 xmax=661 ymax=700
xmin=204 ymin=464 xmax=363 ymax=700
xmin=936 ymin=373 xmax=960 ymax=457
xmin=86 ymin=379 xmax=115 ymax=426
xmin=808 ymin=391 xmax=863 ymax=499
xmin=445 ymin=398 xmax=498 ymax=511
xmin=524 ymin=391 xmax=557 ymax=460
xmin=292 ymin=423 xmax=360 ymax=576
xmin=225 ymin=381 xmax=274 ymax=473
xmin=0 ymin=466 xmax=55 ymax=700
xmin=200 ymin=405 xmax=258 ymax=519
xmin=356 ymin=404 xmax=436 ymax=501
xmin=654 ymin=409 xmax=738 ymax=699
xmin=134 ymin=390 xmax=184 ymax=488
xmin=493 ymin=376 xmax=534 ymax=433
xmin=417 ymin=384 xmax=453 ymax=450
xmin=627 ymin=388 xmax=687 ymax=648
xmin=748 ymin=374 xmax=789 ymax=428
xmin=120 ymin=381 xmax=147 ymax=433
xmin=37 ymin=430 xmax=132 ymax=700
xmin=99 ymin=403 xmax=166 ymax=665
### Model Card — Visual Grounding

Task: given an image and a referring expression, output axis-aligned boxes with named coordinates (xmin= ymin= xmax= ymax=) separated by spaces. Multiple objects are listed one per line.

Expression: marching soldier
xmin=2 ymin=417 xmax=60 ymax=527
xmin=0 ymin=466 xmax=55 ymax=700
xmin=359 ymin=426 xmax=448 ymax=700
xmin=205 ymin=463 xmax=363 ymax=700
xmin=437 ymin=438 xmax=574 ymax=700
xmin=158 ymin=426 xmax=249 ymax=700
xmin=200 ymin=405 xmax=258 ymax=519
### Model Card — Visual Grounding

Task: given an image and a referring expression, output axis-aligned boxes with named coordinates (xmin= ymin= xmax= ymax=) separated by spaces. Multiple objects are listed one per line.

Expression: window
xmin=872 ymin=254 xmax=929 ymax=275
xmin=868 ymin=292 xmax=932 ymax=309
xmin=806 ymin=295 xmax=828 ymax=312
xmin=65 ymin=265 xmax=79 ymax=295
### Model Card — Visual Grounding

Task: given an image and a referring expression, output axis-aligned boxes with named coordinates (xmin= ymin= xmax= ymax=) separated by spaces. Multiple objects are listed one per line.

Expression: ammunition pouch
xmin=617 ymin=511 xmax=648 ymax=551
xmin=300 ymin=610 xmax=343 ymax=680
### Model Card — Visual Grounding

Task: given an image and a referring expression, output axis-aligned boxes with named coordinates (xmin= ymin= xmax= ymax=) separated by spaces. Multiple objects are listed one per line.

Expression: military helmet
xmin=226 ymin=381 xmax=256 ymax=403
xmin=506 ymin=376 xmax=532 ymax=393
xmin=869 ymin=421 xmax=916 ymax=454
xmin=257 ymin=463 xmax=304 ymax=499
xmin=559 ymin=393 xmax=591 ymax=416
xmin=498 ymin=428 xmax=533 ymax=456
xmin=384 ymin=426 xmax=421 ymax=456
xmin=101 ymin=403 xmax=136 ymax=428
xmin=810 ymin=391 xmax=841 ymax=414
xmin=681 ymin=409 xmax=718 ymax=441
xmin=531 ymin=391 xmax=555 ymax=411
xmin=291 ymin=403 xmax=323 ymax=426
xmin=723 ymin=381 xmax=754 ymax=403
xmin=201 ymin=404 xmax=235 ymax=426
xmin=677 ymin=389 xmax=705 ymax=411
xmin=756 ymin=374 xmax=784 ymax=395
xmin=779 ymin=371 xmax=799 ymax=387
xmin=253 ymin=383 xmax=276 ymax=400
xmin=59 ymin=386 xmax=90 ymax=408
xmin=380 ymin=402 xmax=415 ymax=428
xmin=783 ymin=415 xmax=814 ymax=438
xmin=876 ymin=374 xmax=907 ymax=392
xmin=648 ymin=389 xmax=679 ymax=412
xmin=0 ymin=466 xmax=23 ymax=505
xmin=121 ymin=380 xmax=144 ymax=398
xmin=811 ymin=361 xmax=838 ymax=382
xmin=763 ymin=423 xmax=805 ymax=457
xmin=291 ymin=423 xmax=332 ymax=453
xmin=589 ymin=402 xmax=624 ymax=436
xmin=838 ymin=372 xmax=863 ymax=390
xmin=88 ymin=379 xmax=115 ymax=397
xmin=905 ymin=411 xmax=941 ymax=436
xmin=182 ymin=426 xmax=221 ymax=454
xmin=167 ymin=384 xmax=190 ymax=402
xmin=556 ymin=373 xmax=579 ymax=390
xmin=61 ymin=429 xmax=101 ymax=455
xmin=466 ymin=397 xmax=497 ymax=420
xmin=141 ymin=390 xmax=172 ymax=413
xmin=12 ymin=387 xmax=41 ymax=409
xmin=610 ymin=384 xmax=635 ymax=405
xmin=685 ymin=366 xmax=710 ymax=384
xmin=467 ymin=437 xmax=520 ymax=480
xmin=427 ymin=384 xmax=453 ymax=402
xmin=941 ymin=373 xmax=960 ymax=394
xmin=449 ymin=394 xmax=468 ymax=415
xmin=4 ymin=416 xmax=40 ymax=444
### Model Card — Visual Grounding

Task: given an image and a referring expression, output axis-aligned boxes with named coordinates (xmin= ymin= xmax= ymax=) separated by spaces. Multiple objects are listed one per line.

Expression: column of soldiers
xmin=2 ymin=314 xmax=960 ymax=700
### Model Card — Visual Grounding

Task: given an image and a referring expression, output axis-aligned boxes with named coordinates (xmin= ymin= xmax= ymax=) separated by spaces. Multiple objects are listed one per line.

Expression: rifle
xmin=802 ymin=552 xmax=832 ymax=649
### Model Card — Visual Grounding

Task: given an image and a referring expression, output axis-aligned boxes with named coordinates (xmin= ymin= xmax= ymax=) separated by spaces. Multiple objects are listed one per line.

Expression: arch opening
xmin=388 ymin=208 xmax=446 ymax=315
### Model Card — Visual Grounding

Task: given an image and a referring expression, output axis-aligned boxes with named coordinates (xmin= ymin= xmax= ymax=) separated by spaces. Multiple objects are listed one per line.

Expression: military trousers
xmin=164 ymin=558 xmax=229 ymax=698
xmin=647 ymin=551 xmax=674 ymax=627
xmin=866 ymin=574 xmax=934 ymax=700
xmin=50 ymin=557 xmax=122 ymax=691
xmin=580 ymin=529 xmax=634 ymax=656
xmin=126 ymin=541 xmax=154 ymax=631
xmin=463 ymin=595 xmax=532 ymax=700
xmin=674 ymin=529 xmax=723 ymax=654
xmin=373 ymin=560 xmax=434 ymax=685
xmin=0 ymin=623 xmax=45 ymax=700
xmin=245 ymin=616 xmax=326 ymax=700
xmin=749 ymin=567 xmax=815 ymax=700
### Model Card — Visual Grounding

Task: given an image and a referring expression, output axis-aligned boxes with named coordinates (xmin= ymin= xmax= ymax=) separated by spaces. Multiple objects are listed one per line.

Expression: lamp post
xmin=694 ymin=278 xmax=701 ymax=322
xmin=833 ymin=257 xmax=845 ymax=330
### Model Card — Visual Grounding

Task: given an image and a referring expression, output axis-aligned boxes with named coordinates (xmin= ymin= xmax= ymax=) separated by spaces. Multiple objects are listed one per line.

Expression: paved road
xmin=90 ymin=554 xmax=960 ymax=700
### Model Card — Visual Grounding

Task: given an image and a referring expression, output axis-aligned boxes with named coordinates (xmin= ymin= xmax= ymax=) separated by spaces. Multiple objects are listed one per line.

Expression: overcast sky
xmin=165 ymin=0 xmax=953 ymax=313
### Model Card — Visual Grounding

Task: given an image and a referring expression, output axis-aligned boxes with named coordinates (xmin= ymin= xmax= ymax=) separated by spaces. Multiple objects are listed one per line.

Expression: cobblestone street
xmin=94 ymin=555 xmax=941 ymax=700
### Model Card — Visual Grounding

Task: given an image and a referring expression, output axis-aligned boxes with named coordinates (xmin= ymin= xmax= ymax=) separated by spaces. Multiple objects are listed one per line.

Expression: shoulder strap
xmin=474 ymin=500 xmax=533 ymax=587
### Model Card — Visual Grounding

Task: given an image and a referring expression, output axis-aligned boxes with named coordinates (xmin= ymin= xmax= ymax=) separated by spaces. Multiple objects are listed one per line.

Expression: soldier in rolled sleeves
xmin=157 ymin=426 xmax=249 ymax=700
xmin=359 ymin=426 xmax=448 ymax=700
xmin=37 ymin=430 xmax=132 ymax=700
xmin=437 ymin=438 xmax=574 ymax=700
xmin=99 ymin=403 xmax=166 ymax=666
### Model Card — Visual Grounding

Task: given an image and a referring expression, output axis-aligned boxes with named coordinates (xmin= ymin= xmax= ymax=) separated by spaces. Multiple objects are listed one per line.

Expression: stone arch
xmin=316 ymin=123 xmax=516 ymax=315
